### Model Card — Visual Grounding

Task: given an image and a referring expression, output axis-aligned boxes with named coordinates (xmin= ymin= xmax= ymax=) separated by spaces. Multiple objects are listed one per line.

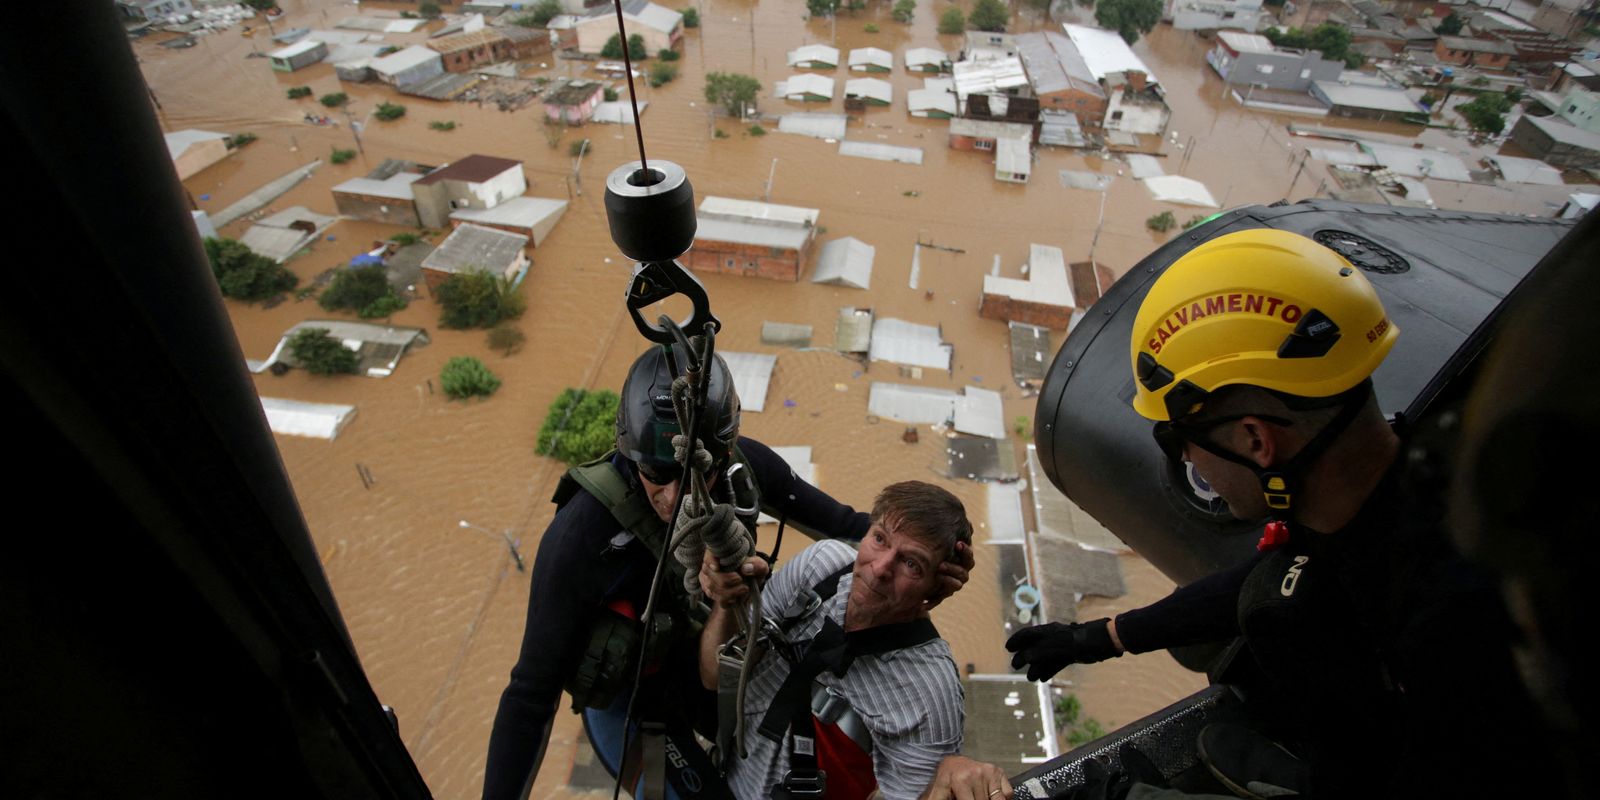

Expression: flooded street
xmin=135 ymin=0 xmax=1583 ymax=795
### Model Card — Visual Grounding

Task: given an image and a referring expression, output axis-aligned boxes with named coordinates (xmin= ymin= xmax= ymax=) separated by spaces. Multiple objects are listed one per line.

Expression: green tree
xmin=419 ymin=2 xmax=442 ymax=19
xmin=650 ymin=61 xmax=679 ymax=87
xmin=360 ymin=293 xmax=407 ymax=320
xmin=1146 ymin=211 xmax=1176 ymax=232
xmin=203 ymin=237 xmax=298 ymax=302
xmin=1264 ymin=23 xmax=1353 ymax=63
xmin=1095 ymin=0 xmax=1161 ymax=43
xmin=288 ymin=328 xmax=358 ymax=375
xmin=969 ymin=0 xmax=1010 ymax=31
xmin=1458 ymin=92 xmax=1512 ymax=134
xmin=243 ymin=0 xmax=277 ymax=11
xmin=319 ymin=265 xmax=390 ymax=312
xmin=704 ymin=71 xmax=761 ymax=116
xmin=682 ymin=6 xmax=699 ymax=27
xmin=864 ymin=22 xmax=879 ymax=32
xmin=892 ymin=0 xmax=916 ymax=22
xmin=536 ymin=388 xmax=622 ymax=464
xmin=522 ymin=0 xmax=564 ymax=26
xmin=436 ymin=271 xmax=527 ymax=329
xmin=938 ymin=6 xmax=966 ymax=34
xmin=659 ymin=48 xmax=681 ymax=61
xmin=320 ymin=92 xmax=348 ymax=108
xmin=330 ymin=148 xmax=356 ymax=164
xmin=373 ymin=102 xmax=406 ymax=121
xmin=807 ymin=0 xmax=840 ymax=17
xmin=487 ymin=322 xmax=526 ymax=355
xmin=441 ymin=356 xmax=502 ymax=399
xmin=602 ymin=33 xmax=648 ymax=59
xmin=1436 ymin=12 xmax=1462 ymax=35
xmin=287 ymin=86 xmax=312 ymax=99
xmin=429 ymin=120 xmax=457 ymax=131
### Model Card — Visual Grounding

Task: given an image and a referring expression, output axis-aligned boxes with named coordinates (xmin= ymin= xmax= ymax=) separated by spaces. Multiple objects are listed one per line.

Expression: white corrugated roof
xmin=839 ymin=141 xmax=923 ymax=164
xmin=1063 ymin=23 xmax=1156 ymax=83
xmin=164 ymin=129 xmax=228 ymax=159
xmin=788 ymin=44 xmax=840 ymax=66
xmin=924 ymin=77 xmax=955 ymax=92
xmin=779 ymin=113 xmax=848 ymax=139
xmin=995 ymin=137 xmax=1031 ymax=175
xmin=868 ymin=382 xmax=958 ymax=424
xmin=844 ymin=77 xmax=893 ymax=103
xmin=985 ymin=482 xmax=1026 ymax=544
xmin=1522 ymin=114 xmax=1600 ymax=150
xmin=1358 ymin=140 xmax=1472 ymax=182
xmin=630 ymin=1 xmax=682 ymax=32
xmin=953 ymin=386 xmax=1006 ymax=440
xmin=904 ymin=47 xmax=947 ymax=68
xmin=811 ymin=237 xmax=875 ymax=289
xmin=372 ymin=44 xmax=440 ymax=75
xmin=1126 ymin=153 xmax=1164 ymax=178
xmin=719 ymin=351 xmax=777 ymax=413
xmin=1143 ymin=175 xmax=1220 ymax=207
xmin=261 ymin=397 xmax=357 ymax=440
xmin=593 ymin=100 xmax=649 ymax=123
xmin=695 ymin=217 xmax=812 ymax=250
xmin=952 ymin=56 xmax=1028 ymax=99
xmin=776 ymin=73 xmax=835 ymax=99
xmin=333 ymin=172 xmax=423 ymax=200
xmin=450 ymin=196 xmax=569 ymax=228
xmin=1313 ymin=80 xmax=1423 ymax=114
xmin=271 ymin=39 xmax=324 ymax=58
xmin=908 ymin=87 xmax=957 ymax=116
xmin=699 ymin=196 xmax=820 ymax=226
xmin=1487 ymin=155 xmax=1564 ymax=186
xmin=848 ymin=47 xmax=893 ymax=70
xmin=1217 ymin=30 xmax=1274 ymax=53
xmin=983 ymin=243 xmax=1071 ymax=307
xmin=868 ymin=318 xmax=951 ymax=371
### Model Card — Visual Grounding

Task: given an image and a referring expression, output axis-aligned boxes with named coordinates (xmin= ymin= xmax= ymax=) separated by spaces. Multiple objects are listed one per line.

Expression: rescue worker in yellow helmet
xmin=997 ymin=229 xmax=1550 ymax=799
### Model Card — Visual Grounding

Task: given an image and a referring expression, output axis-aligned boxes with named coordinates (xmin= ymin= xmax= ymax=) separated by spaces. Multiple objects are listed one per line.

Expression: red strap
xmin=1257 ymin=520 xmax=1290 ymax=552
xmin=810 ymin=716 xmax=875 ymax=800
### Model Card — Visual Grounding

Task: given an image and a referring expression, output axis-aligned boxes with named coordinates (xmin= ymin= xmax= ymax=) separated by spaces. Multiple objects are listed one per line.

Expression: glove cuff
xmin=1075 ymin=618 xmax=1121 ymax=664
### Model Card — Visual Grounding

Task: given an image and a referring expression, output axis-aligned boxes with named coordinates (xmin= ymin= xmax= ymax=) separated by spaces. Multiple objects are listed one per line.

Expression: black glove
xmin=1006 ymin=618 xmax=1120 ymax=682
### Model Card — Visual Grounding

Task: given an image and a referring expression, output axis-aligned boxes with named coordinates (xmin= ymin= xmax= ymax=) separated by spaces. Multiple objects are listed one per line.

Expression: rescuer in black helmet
xmin=483 ymin=344 xmax=973 ymax=800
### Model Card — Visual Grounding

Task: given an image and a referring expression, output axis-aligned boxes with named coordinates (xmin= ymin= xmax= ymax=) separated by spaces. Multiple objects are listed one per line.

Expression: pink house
xmin=543 ymin=79 xmax=605 ymax=125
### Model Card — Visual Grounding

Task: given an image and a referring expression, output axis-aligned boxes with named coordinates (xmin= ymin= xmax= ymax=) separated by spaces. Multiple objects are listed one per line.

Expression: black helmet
xmin=616 ymin=345 xmax=741 ymax=470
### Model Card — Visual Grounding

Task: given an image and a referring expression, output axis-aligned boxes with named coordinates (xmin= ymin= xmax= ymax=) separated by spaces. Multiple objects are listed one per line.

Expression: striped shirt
xmin=728 ymin=540 xmax=964 ymax=800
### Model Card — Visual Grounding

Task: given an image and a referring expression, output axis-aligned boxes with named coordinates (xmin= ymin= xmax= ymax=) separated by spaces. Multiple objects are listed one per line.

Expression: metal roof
xmin=719 ymin=351 xmax=777 ymax=412
xmin=995 ymin=136 xmax=1031 ymax=176
xmin=1487 ymin=155 xmax=1564 ymax=186
xmin=1057 ymin=169 xmax=1111 ymax=191
xmin=904 ymin=47 xmax=947 ymax=69
xmin=961 ymin=676 xmax=1059 ymax=776
xmin=1358 ymin=140 xmax=1472 ymax=182
xmin=836 ymin=307 xmax=873 ymax=352
xmin=868 ymin=317 xmax=951 ymax=371
xmin=583 ymin=0 xmax=680 ymax=32
xmin=839 ymin=140 xmax=922 ymax=164
xmin=1008 ymin=321 xmax=1051 ymax=382
xmin=372 ymin=44 xmax=440 ymax=75
xmin=908 ymin=88 xmax=957 ymax=117
xmin=761 ymin=322 xmax=813 ymax=346
xmin=953 ymin=386 xmax=1006 ymax=439
xmin=1438 ymin=35 xmax=1517 ymax=55
xmin=267 ymin=321 xmax=430 ymax=378
xmin=333 ymin=172 xmax=423 ymax=200
xmin=983 ymin=243 xmax=1071 ymax=307
xmin=848 ymin=47 xmax=893 ymax=70
xmin=776 ymin=73 xmax=834 ymax=100
xmin=428 ymin=28 xmax=510 ymax=55
xmin=779 ymin=112 xmax=847 ymax=139
xmin=811 ymin=237 xmax=875 ymax=289
xmin=1142 ymin=175 xmax=1220 ymax=207
xmin=1014 ymin=32 xmax=1102 ymax=99
xmin=1522 ymin=114 xmax=1600 ymax=150
xmin=1026 ymin=443 xmax=1127 ymax=552
xmin=867 ymin=382 xmax=957 ymax=424
xmin=1125 ymin=153 xmax=1163 ymax=178
xmin=844 ymin=77 xmax=893 ymax=104
xmin=694 ymin=217 xmax=812 ymax=250
xmin=449 ymin=196 xmax=569 ymax=240
xmin=415 ymin=154 xmax=523 ymax=186
xmin=949 ymin=116 xmax=1034 ymax=141
xmin=421 ymin=223 xmax=528 ymax=272
xmin=952 ymin=56 xmax=1028 ymax=99
xmin=985 ymin=483 xmax=1026 ymax=543
xmin=788 ymin=44 xmax=839 ymax=67
xmin=270 ymin=39 xmax=324 ymax=59
xmin=593 ymin=101 xmax=649 ymax=124
xmin=163 ymin=129 xmax=228 ymax=159
xmin=699 ymin=196 xmax=820 ymax=227
xmin=1217 ymin=30 xmax=1275 ymax=53
xmin=1063 ymin=23 xmax=1157 ymax=84
xmin=261 ymin=397 xmax=357 ymax=441
xmin=946 ymin=436 xmax=1020 ymax=481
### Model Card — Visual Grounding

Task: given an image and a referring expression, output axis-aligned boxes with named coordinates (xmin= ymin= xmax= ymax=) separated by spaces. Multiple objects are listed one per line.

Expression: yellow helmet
xmin=1130 ymin=229 xmax=1399 ymax=422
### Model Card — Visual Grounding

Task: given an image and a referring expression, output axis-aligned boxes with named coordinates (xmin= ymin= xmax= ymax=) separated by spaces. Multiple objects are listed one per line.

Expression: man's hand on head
xmin=697 ymin=550 xmax=768 ymax=608
xmin=920 ymin=754 xmax=1012 ymax=800
xmin=924 ymin=540 xmax=974 ymax=611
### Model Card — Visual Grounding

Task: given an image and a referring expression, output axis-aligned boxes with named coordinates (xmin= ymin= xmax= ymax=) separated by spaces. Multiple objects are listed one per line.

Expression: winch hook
xmin=604 ymin=160 xmax=720 ymax=344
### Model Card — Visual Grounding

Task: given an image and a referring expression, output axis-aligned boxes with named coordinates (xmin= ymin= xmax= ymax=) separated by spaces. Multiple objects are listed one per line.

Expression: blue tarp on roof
xmin=350 ymin=254 xmax=385 ymax=267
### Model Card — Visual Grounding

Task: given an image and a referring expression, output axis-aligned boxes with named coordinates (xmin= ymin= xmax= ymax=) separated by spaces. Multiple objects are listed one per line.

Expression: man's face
xmin=1182 ymin=435 xmax=1270 ymax=520
xmin=636 ymin=465 xmax=683 ymax=523
xmin=848 ymin=517 xmax=943 ymax=628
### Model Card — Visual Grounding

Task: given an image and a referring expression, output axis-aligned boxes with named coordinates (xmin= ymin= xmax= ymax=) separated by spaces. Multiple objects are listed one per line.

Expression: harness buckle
xmin=778 ymin=769 xmax=827 ymax=797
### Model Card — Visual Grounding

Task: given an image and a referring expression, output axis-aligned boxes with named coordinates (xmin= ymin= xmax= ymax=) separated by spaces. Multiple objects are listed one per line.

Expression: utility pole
xmin=1286 ymin=149 xmax=1310 ymax=197
xmin=340 ymin=105 xmax=365 ymax=157
xmin=763 ymin=158 xmax=777 ymax=202
xmin=571 ymin=137 xmax=589 ymax=196
xmin=1086 ymin=185 xmax=1108 ymax=263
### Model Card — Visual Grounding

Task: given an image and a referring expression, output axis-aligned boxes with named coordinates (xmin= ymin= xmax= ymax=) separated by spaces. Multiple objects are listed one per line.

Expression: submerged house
xmin=776 ymin=74 xmax=835 ymax=103
xmin=845 ymin=77 xmax=893 ymax=107
xmin=788 ymin=44 xmax=840 ymax=70
xmin=905 ymin=47 xmax=950 ymax=74
xmin=688 ymin=197 xmax=820 ymax=282
xmin=410 ymin=154 xmax=527 ymax=228
xmin=544 ymin=79 xmax=606 ymax=124
xmin=165 ymin=129 xmax=231 ymax=180
xmin=849 ymin=47 xmax=894 ymax=73
xmin=419 ymin=223 xmax=530 ymax=294
xmin=980 ymin=244 xmax=1074 ymax=329
xmin=269 ymin=39 xmax=327 ymax=72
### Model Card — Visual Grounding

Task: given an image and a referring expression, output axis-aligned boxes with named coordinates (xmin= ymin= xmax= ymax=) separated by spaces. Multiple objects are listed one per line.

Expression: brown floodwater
xmin=135 ymin=0 xmax=1579 ymax=795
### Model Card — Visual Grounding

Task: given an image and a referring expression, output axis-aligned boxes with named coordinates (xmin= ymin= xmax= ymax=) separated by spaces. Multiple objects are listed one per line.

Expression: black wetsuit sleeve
xmin=1114 ymin=555 xmax=1260 ymax=655
xmin=739 ymin=436 xmax=871 ymax=541
xmin=482 ymin=495 xmax=620 ymax=800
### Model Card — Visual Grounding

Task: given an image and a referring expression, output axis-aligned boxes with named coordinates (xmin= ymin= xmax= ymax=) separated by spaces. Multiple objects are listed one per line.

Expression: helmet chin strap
xmin=1185 ymin=383 xmax=1370 ymax=530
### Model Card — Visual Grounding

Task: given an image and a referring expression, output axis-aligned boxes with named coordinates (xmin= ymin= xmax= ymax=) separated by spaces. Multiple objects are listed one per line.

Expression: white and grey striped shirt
xmin=727 ymin=540 xmax=964 ymax=800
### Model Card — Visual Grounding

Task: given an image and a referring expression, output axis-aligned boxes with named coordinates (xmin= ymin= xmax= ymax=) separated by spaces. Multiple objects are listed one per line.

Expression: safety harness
xmin=730 ymin=564 xmax=940 ymax=799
